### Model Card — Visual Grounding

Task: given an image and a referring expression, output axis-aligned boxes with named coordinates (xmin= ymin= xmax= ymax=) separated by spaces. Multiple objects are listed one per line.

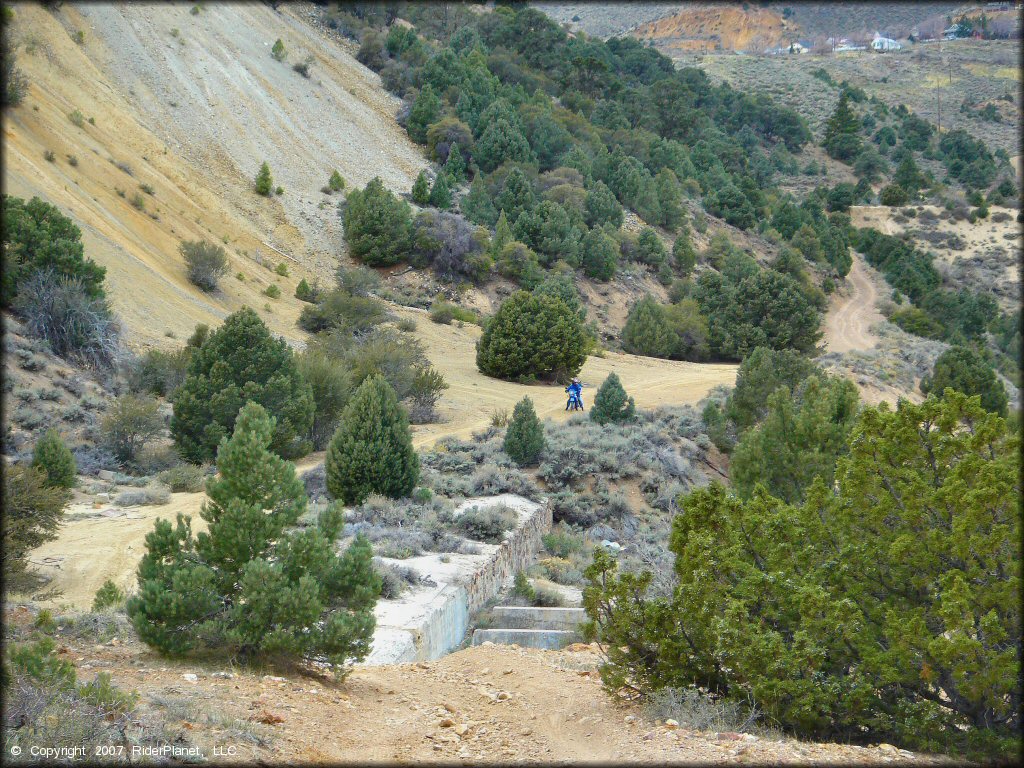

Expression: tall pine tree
xmin=504 ymin=396 xmax=545 ymax=466
xmin=411 ymin=171 xmax=431 ymax=205
xmin=407 ymin=84 xmax=441 ymax=144
xmin=823 ymin=90 xmax=863 ymax=162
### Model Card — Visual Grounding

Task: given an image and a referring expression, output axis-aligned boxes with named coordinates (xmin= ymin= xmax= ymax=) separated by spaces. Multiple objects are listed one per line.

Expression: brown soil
xmin=823 ymin=252 xmax=884 ymax=355
xmin=632 ymin=5 xmax=792 ymax=53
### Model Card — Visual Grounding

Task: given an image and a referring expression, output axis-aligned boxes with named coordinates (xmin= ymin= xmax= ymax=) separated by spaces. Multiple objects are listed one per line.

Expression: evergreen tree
xmin=637 ymin=228 xmax=667 ymax=267
xmin=271 ymin=38 xmax=287 ymax=62
xmin=172 ymin=307 xmax=314 ymax=462
xmin=325 ymin=375 xmax=419 ymax=505
xmin=476 ymin=291 xmax=586 ymax=381
xmin=491 ymin=210 xmax=513 ymax=258
xmin=411 ymin=170 xmax=431 ymax=205
xmin=672 ymin=227 xmax=696 ymax=277
xmin=893 ymin=154 xmax=926 ymax=195
xmin=3 ymin=465 xmax=69 ymax=575
xmin=255 ymin=162 xmax=274 ymax=196
xmin=622 ymin=296 xmax=676 ymax=359
xmin=429 ymin=172 xmax=452 ymax=209
xmin=495 ymin=169 xmax=536 ymax=223
xmin=584 ymin=181 xmax=623 ymax=229
xmin=31 ymin=428 xmax=76 ymax=489
xmin=590 ymin=373 xmax=635 ymax=425
xmin=475 ymin=118 xmax=535 ymax=173
xmin=920 ymin=345 xmax=1008 ymax=416
xmin=461 ymin=176 xmax=498 ymax=227
xmin=343 ymin=177 xmax=414 ymax=266
xmin=128 ymin=402 xmax=380 ymax=673
xmin=655 ymin=169 xmax=684 ymax=232
xmin=823 ymin=90 xmax=863 ymax=162
xmin=503 ymin=396 xmax=545 ymax=466
xmin=328 ymin=169 xmax=345 ymax=192
xmin=294 ymin=278 xmax=316 ymax=302
xmin=443 ymin=144 xmax=466 ymax=184
xmin=407 ymin=84 xmax=441 ymax=144
xmin=581 ymin=227 xmax=618 ymax=281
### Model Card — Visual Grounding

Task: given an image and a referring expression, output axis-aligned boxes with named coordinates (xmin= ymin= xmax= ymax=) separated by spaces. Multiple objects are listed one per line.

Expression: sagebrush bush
xmin=180 ymin=240 xmax=228 ymax=292
xmin=101 ymin=394 xmax=164 ymax=464
xmin=457 ymin=504 xmax=517 ymax=543
xmin=156 ymin=463 xmax=207 ymax=493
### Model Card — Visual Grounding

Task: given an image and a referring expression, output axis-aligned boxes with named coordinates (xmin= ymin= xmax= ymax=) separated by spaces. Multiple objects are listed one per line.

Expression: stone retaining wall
xmin=362 ymin=494 xmax=550 ymax=665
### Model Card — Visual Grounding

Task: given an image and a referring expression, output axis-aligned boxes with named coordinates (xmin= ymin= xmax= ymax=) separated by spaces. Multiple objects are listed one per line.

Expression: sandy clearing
xmin=823 ymin=252 xmax=884 ymax=355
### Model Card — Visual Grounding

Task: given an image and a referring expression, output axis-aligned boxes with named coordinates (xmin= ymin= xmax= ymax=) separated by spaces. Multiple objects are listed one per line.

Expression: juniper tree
xmin=171 ymin=307 xmax=314 ymax=462
xmin=429 ymin=172 xmax=452 ymax=209
xmin=128 ymin=402 xmax=380 ymax=673
xmin=411 ymin=170 xmax=431 ymax=205
xmin=271 ymin=38 xmax=287 ymax=62
xmin=407 ymin=84 xmax=441 ymax=144
xmin=591 ymin=372 xmax=635 ymax=426
xmin=504 ymin=396 xmax=545 ymax=467
xmin=255 ymin=162 xmax=273 ymax=196
xmin=672 ymin=227 xmax=696 ymax=277
xmin=823 ymin=90 xmax=862 ymax=162
xmin=325 ymin=374 xmax=419 ymax=505
xmin=444 ymin=144 xmax=466 ymax=184
xmin=31 ymin=428 xmax=76 ymax=489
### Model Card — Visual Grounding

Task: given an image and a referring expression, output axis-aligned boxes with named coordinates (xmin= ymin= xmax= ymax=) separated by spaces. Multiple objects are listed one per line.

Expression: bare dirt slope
xmin=632 ymin=4 xmax=792 ymax=53
xmin=823 ymin=252 xmax=884 ymax=355
xmin=3 ymin=2 xmax=426 ymax=349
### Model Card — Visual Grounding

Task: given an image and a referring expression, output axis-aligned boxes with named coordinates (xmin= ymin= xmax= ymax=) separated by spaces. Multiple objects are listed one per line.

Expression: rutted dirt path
xmin=823 ymin=252 xmax=884 ymax=355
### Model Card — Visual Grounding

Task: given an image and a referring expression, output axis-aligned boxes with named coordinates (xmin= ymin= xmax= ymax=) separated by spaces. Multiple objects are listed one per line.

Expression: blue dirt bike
xmin=565 ymin=384 xmax=584 ymax=411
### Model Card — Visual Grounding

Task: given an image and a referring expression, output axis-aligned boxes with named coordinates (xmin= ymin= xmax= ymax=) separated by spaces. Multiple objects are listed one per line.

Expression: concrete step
xmin=490 ymin=606 xmax=586 ymax=631
xmin=472 ymin=628 xmax=579 ymax=650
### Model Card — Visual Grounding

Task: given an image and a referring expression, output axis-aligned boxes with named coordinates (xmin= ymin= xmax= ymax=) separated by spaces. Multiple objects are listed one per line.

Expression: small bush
xmin=100 ymin=394 xmax=164 ymax=464
xmin=293 ymin=56 xmax=313 ymax=78
xmin=114 ymin=484 xmax=171 ymax=507
xmin=271 ymin=38 xmax=286 ymax=61
xmin=542 ymin=525 xmax=583 ymax=558
xmin=374 ymin=558 xmax=420 ymax=599
xmin=32 ymin=429 xmax=77 ymax=489
xmin=180 ymin=240 xmax=228 ymax=292
xmin=263 ymin=284 xmax=281 ymax=299
xmin=92 ymin=579 xmax=126 ymax=612
xmin=275 ymin=262 xmax=289 ymax=276
xmin=456 ymin=503 xmax=517 ymax=543
xmin=44 ymin=149 xmax=56 ymax=162
xmin=129 ymin=192 xmax=146 ymax=210
xmin=396 ymin=317 xmax=417 ymax=332
xmin=157 ymin=463 xmax=207 ymax=493
xmin=68 ymin=109 xmax=85 ymax=128
xmin=328 ymin=170 xmax=345 ymax=192
xmin=490 ymin=408 xmax=510 ymax=428
xmin=646 ymin=687 xmax=762 ymax=734
xmin=255 ymin=161 xmax=273 ymax=196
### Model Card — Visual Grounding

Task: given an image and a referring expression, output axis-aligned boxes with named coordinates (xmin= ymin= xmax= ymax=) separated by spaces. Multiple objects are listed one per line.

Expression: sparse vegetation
xmin=180 ymin=239 xmax=228 ymax=292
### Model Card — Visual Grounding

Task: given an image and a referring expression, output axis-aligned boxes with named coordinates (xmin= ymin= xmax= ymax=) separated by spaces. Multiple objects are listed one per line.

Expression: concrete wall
xmin=489 ymin=606 xmax=586 ymax=631
xmin=363 ymin=494 xmax=550 ymax=665
xmin=472 ymin=628 xmax=578 ymax=650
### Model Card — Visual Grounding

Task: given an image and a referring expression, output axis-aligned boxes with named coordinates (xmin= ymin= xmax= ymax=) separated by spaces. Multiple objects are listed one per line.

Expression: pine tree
xmin=31 ymin=428 xmax=76 ymax=489
xmin=504 ymin=396 xmax=545 ymax=467
xmin=461 ymin=176 xmax=498 ymax=227
xmin=444 ymin=144 xmax=466 ymax=184
xmin=407 ymin=84 xmax=441 ymax=144
xmin=495 ymin=169 xmax=536 ymax=223
xmin=271 ymin=38 xmax=287 ymax=62
xmin=343 ymin=177 xmax=414 ymax=266
xmin=823 ymin=90 xmax=863 ymax=162
xmin=128 ymin=402 xmax=381 ymax=672
xmin=325 ymin=375 xmax=419 ymax=505
xmin=581 ymin=228 xmax=619 ymax=281
xmin=591 ymin=373 xmax=636 ymax=426
xmin=172 ymin=307 xmax=314 ymax=462
xmin=672 ymin=226 xmax=696 ymax=277
xmin=491 ymin=210 xmax=513 ymax=257
xmin=622 ymin=295 xmax=676 ymax=359
xmin=255 ymin=162 xmax=273 ymax=196
xmin=429 ymin=172 xmax=452 ymax=209
xmin=411 ymin=170 xmax=431 ymax=205
xmin=893 ymin=154 xmax=925 ymax=195
xmin=475 ymin=118 xmax=535 ymax=173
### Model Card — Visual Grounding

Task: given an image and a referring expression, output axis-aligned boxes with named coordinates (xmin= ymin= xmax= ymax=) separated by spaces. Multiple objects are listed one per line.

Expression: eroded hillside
xmin=632 ymin=4 xmax=793 ymax=53
xmin=3 ymin=2 xmax=427 ymax=348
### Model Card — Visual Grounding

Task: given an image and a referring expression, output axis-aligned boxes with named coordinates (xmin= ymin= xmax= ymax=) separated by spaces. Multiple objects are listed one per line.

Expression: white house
xmin=871 ymin=34 xmax=903 ymax=51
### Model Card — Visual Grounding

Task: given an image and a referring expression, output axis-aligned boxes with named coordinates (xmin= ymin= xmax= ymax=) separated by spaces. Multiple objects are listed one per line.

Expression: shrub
xmin=101 ymin=394 xmax=164 ymax=464
xmin=128 ymin=346 xmax=192 ymax=398
xmin=591 ymin=373 xmax=635 ymax=426
xmin=128 ymin=402 xmax=381 ymax=673
xmin=296 ymin=349 xmax=353 ymax=450
xmin=429 ymin=298 xmax=477 ymax=325
xmin=2 ymin=195 xmax=106 ymax=305
xmin=157 ymin=463 xmax=208 ymax=493
xmin=325 ymin=375 xmax=419 ymax=504
xmin=271 ymin=38 xmax=286 ymax=61
xmin=172 ymin=307 xmax=314 ymax=462
xmin=921 ymin=346 xmax=1008 ymax=417
xmin=255 ymin=161 xmax=273 ymax=196
xmin=298 ymin=288 xmax=388 ymax=334
xmin=328 ymin=169 xmax=345 ymax=192
xmin=411 ymin=170 xmax=430 ymax=205
xmin=504 ymin=396 xmax=545 ymax=467
xmin=14 ymin=270 xmax=121 ymax=369
xmin=275 ymin=262 xmax=289 ymax=277
xmin=457 ymin=503 xmax=517 ymax=543
xmin=293 ymin=56 xmax=313 ymax=78
xmin=880 ymin=183 xmax=909 ymax=207
xmin=583 ymin=391 xmax=1019 ymax=759
xmin=476 ymin=291 xmax=586 ymax=382
xmin=180 ymin=239 xmax=228 ymax=291
xmin=2 ymin=465 xmax=70 ymax=575
xmin=31 ymin=428 xmax=77 ymax=489
xmin=2 ymin=31 xmax=29 ymax=108
xmin=343 ymin=177 xmax=413 ymax=267
xmin=263 ymin=284 xmax=281 ymax=299
xmin=114 ymin=485 xmax=171 ymax=507
xmin=92 ymin=580 xmax=127 ymax=612
xmin=412 ymin=210 xmax=491 ymax=283
xmin=294 ymin=278 xmax=317 ymax=302
xmin=542 ymin=525 xmax=583 ymax=558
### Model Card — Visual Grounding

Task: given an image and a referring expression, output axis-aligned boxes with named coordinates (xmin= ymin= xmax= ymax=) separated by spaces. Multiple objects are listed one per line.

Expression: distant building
xmin=871 ymin=34 xmax=903 ymax=51
xmin=787 ymin=40 xmax=809 ymax=53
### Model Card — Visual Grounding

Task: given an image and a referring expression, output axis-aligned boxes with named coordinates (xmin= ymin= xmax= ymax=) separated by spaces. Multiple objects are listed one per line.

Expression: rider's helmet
xmin=572 ymin=377 xmax=580 ymax=384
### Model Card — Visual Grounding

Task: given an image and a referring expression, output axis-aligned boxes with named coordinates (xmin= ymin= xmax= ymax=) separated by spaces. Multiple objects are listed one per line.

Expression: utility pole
xmin=936 ymin=84 xmax=941 ymax=133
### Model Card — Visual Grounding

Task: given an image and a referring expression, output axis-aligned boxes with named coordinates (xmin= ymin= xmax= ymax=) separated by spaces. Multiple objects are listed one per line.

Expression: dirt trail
xmin=14 ymin=612 xmax=945 ymax=766
xmin=823 ymin=252 xmax=884 ymax=355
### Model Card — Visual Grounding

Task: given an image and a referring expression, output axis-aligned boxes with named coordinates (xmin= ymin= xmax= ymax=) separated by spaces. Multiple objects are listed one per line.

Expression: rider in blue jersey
xmin=565 ymin=377 xmax=583 ymax=411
